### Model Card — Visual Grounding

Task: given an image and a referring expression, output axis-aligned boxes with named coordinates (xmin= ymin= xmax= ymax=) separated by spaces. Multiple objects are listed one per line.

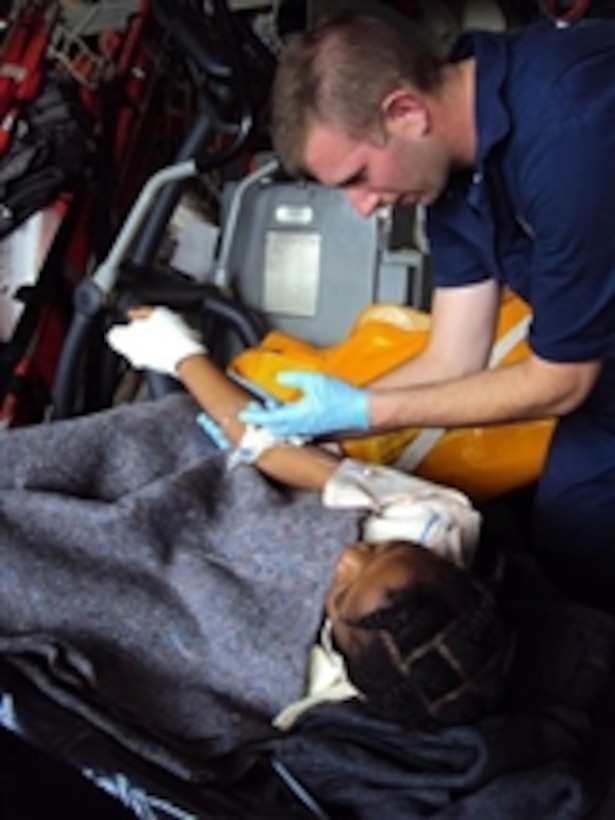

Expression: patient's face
xmin=325 ymin=541 xmax=420 ymax=656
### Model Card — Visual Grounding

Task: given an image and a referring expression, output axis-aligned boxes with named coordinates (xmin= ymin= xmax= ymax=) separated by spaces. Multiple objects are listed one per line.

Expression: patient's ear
xmin=381 ymin=88 xmax=429 ymax=138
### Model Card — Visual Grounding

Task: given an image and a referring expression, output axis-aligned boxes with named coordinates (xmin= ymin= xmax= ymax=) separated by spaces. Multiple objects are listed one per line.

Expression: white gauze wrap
xmin=322 ymin=459 xmax=481 ymax=569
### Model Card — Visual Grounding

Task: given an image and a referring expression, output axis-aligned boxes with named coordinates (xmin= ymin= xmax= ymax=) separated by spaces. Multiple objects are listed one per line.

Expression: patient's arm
xmin=177 ymin=353 xmax=339 ymax=490
xmin=107 ymin=307 xmax=338 ymax=491
xmin=107 ymin=310 xmax=481 ymax=566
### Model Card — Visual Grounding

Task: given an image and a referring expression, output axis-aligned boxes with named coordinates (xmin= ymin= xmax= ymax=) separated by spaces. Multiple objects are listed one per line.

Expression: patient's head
xmin=325 ymin=541 xmax=514 ymax=728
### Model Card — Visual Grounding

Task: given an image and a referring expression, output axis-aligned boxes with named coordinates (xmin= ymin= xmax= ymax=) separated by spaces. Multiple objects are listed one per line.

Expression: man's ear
xmin=381 ymin=88 xmax=429 ymax=137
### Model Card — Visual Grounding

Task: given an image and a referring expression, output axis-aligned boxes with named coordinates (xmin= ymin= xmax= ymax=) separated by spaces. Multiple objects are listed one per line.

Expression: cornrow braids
xmin=344 ymin=569 xmax=515 ymax=729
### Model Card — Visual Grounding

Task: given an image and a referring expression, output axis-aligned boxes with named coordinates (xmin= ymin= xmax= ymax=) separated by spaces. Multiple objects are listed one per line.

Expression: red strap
xmin=0 ymin=5 xmax=52 ymax=152
xmin=542 ymin=0 xmax=592 ymax=23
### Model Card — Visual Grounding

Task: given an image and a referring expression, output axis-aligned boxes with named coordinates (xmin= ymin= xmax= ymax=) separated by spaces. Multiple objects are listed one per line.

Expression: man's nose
xmin=346 ymin=187 xmax=380 ymax=217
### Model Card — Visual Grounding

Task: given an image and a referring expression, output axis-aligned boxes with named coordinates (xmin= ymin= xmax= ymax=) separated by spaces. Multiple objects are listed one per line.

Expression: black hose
xmin=129 ymin=107 xmax=215 ymax=269
xmin=50 ymin=284 xmax=105 ymax=419
xmin=130 ymin=0 xmax=256 ymax=270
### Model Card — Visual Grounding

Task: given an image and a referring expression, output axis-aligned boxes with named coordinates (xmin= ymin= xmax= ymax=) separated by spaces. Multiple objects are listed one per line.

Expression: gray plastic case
xmin=219 ymin=174 xmax=426 ymax=346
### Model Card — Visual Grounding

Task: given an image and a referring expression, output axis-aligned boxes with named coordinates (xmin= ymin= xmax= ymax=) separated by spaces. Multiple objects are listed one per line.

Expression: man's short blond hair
xmin=272 ymin=11 xmax=445 ymax=176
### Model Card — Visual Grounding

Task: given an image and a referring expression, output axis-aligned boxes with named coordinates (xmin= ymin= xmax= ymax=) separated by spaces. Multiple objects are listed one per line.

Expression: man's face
xmin=303 ymin=122 xmax=451 ymax=216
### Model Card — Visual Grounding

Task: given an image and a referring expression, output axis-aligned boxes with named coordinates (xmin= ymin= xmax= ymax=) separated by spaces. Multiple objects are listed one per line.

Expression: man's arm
xmin=238 ymin=278 xmax=601 ymax=438
xmin=369 ymin=277 xmax=601 ymax=428
xmin=370 ymin=352 xmax=602 ymax=430
xmin=372 ymin=280 xmax=501 ymax=389
xmin=237 ymin=281 xmax=502 ymax=438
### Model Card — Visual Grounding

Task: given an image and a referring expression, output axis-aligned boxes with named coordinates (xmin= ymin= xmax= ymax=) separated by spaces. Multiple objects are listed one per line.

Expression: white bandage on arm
xmin=227 ymin=424 xmax=280 ymax=469
xmin=226 ymin=424 xmax=308 ymax=470
xmin=322 ymin=459 xmax=481 ymax=569
xmin=196 ymin=405 xmax=308 ymax=467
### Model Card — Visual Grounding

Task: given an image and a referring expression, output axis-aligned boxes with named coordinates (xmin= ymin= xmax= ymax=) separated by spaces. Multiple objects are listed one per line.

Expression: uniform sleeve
xmin=520 ymin=111 xmax=615 ymax=363
xmin=426 ymin=195 xmax=495 ymax=289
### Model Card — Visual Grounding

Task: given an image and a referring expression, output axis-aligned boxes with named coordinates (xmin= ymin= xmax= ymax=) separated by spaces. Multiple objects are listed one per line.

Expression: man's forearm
xmin=369 ymin=355 xmax=600 ymax=430
xmin=371 ymin=345 xmax=472 ymax=390
xmin=372 ymin=281 xmax=500 ymax=391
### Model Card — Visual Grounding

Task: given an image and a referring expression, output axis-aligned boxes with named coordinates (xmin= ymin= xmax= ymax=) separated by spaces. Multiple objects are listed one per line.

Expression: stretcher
xmin=4 ymin=5 xmax=614 ymax=820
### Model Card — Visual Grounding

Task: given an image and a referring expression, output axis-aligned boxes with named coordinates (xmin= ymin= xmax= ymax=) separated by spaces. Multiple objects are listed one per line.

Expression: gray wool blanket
xmin=0 ymin=393 xmax=360 ymax=773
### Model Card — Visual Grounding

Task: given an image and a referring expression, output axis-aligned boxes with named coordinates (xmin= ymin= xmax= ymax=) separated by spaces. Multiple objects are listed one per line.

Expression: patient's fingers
xmin=126 ymin=306 xmax=153 ymax=320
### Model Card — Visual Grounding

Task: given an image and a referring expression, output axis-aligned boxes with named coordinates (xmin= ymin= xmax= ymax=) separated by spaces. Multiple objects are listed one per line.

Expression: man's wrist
xmin=369 ymin=389 xmax=403 ymax=430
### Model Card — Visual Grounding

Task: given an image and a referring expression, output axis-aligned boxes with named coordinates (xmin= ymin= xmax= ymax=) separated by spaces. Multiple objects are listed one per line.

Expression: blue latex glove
xmin=239 ymin=370 xmax=371 ymax=438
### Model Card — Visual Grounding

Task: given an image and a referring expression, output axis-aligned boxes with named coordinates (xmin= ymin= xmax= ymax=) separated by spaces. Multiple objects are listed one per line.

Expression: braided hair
xmin=343 ymin=547 xmax=515 ymax=728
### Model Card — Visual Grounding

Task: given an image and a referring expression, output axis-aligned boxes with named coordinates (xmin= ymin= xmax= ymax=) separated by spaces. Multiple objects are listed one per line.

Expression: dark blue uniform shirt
xmin=426 ymin=21 xmax=615 ymax=605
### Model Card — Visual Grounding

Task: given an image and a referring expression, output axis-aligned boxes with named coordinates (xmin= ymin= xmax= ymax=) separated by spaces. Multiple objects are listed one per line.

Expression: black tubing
xmin=50 ymin=281 xmax=106 ymax=419
xmin=153 ymin=0 xmax=232 ymax=80
xmin=128 ymin=108 xmax=215 ymax=269
xmin=201 ymin=286 xmax=265 ymax=350
xmin=129 ymin=0 xmax=255 ymax=270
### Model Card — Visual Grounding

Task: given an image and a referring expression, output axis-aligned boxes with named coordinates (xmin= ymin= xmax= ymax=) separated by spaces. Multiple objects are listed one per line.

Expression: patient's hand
xmin=106 ymin=306 xmax=207 ymax=377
